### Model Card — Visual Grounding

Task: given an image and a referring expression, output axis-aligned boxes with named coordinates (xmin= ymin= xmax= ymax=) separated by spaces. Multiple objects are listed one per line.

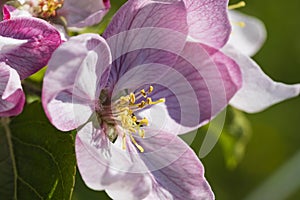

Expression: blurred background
xmin=72 ymin=0 xmax=300 ymax=199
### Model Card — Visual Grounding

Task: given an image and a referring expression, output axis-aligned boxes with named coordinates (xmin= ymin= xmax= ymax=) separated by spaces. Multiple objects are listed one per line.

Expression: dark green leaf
xmin=0 ymin=102 xmax=76 ymax=200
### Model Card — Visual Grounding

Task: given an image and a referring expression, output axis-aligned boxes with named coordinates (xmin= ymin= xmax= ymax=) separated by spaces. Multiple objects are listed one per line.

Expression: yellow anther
xmin=148 ymin=86 xmax=154 ymax=93
xmin=228 ymin=1 xmax=246 ymax=10
xmin=140 ymin=89 xmax=147 ymax=97
xmin=132 ymin=116 xmax=137 ymax=122
xmin=139 ymin=118 xmax=149 ymax=126
xmin=130 ymin=93 xmax=136 ymax=104
xmin=130 ymin=135 xmax=144 ymax=153
xmin=138 ymin=101 xmax=146 ymax=108
xmin=146 ymin=97 xmax=152 ymax=104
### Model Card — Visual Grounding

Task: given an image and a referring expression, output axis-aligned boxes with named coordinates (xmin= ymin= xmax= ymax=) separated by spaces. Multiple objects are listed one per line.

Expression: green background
xmin=72 ymin=0 xmax=300 ymax=199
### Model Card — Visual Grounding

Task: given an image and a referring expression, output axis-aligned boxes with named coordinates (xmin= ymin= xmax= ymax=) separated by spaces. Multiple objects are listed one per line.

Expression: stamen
xmin=138 ymin=101 xmax=146 ymax=108
xmin=130 ymin=93 xmax=135 ymax=104
xmin=148 ymin=86 xmax=154 ymax=93
xmin=130 ymin=135 xmax=144 ymax=153
xmin=132 ymin=115 xmax=137 ymax=122
xmin=122 ymin=134 xmax=127 ymax=150
xmin=38 ymin=0 xmax=64 ymax=18
xmin=146 ymin=97 xmax=166 ymax=105
xmin=110 ymin=85 xmax=165 ymax=153
xmin=139 ymin=129 xmax=145 ymax=138
xmin=228 ymin=1 xmax=246 ymax=10
xmin=140 ymin=89 xmax=147 ymax=97
xmin=139 ymin=118 xmax=149 ymax=126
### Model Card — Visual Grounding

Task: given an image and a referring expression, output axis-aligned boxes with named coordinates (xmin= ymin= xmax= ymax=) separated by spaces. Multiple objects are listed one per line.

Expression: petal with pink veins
xmin=0 ymin=62 xmax=25 ymax=117
xmin=76 ymin=122 xmax=152 ymax=199
xmin=111 ymin=40 xmax=241 ymax=134
xmin=103 ymin=0 xmax=188 ymax=39
xmin=0 ymin=17 xmax=62 ymax=79
xmin=42 ymin=34 xmax=112 ymax=131
xmin=136 ymin=129 xmax=214 ymax=200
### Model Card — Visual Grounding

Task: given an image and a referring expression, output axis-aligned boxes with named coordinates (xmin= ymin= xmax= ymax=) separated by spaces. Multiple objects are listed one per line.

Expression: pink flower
xmin=42 ymin=0 xmax=242 ymax=199
xmin=0 ymin=17 xmax=61 ymax=116
xmin=5 ymin=0 xmax=110 ymax=28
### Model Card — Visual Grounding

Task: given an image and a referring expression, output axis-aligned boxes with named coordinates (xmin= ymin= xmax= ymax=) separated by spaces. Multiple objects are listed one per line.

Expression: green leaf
xmin=0 ymin=102 xmax=76 ymax=200
xmin=219 ymin=107 xmax=252 ymax=169
xmin=28 ymin=67 xmax=47 ymax=83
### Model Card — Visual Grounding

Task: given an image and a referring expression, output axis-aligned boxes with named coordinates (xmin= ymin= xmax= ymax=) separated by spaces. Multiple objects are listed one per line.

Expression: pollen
xmin=112 ymin=85 xmax=165 ymax=153
xmin=228 ymin=1 xmax=246 ymax=10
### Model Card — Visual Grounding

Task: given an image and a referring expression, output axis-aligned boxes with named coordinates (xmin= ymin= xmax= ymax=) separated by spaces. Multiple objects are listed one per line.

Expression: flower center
xmin=37 ymin=0 xmax=64 ymax=18
xmin=16 ymin=0 xmax=64 ymax=19
xmin=100 ymin=86 xmax=165 ymax=153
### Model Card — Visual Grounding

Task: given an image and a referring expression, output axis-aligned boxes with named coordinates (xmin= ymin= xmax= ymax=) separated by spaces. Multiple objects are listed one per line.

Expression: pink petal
xmin=42 ymin=34 xmax=112 ymax=131
xmin=134 ymin=129 xmax=214 ymax=199
xmin=0 ymin=17 xmax=61 ymax=79
xmin=225 ymin=45 xmax=300 ymax=113
xmin=111 ymin=40 xmax=241 ymax=134
xmin=76 ymin=122 xmax=214 ymax=199
xmin=227 ymin=10 xmax=267 ymax=56
xmin=185 ymin=0 xmax=231 ymax=48
xmin=57 ymin=0 xmax=110 ymax=28
xmin=0 ymin=62 xmax=25 ymax=117
xmin=103 ymin=0 xmax=188 ymax=39
xmin=2 ymin=5 xmax=13 ymax=20
xmin=76 ymin=122 xmax=152 ymax=199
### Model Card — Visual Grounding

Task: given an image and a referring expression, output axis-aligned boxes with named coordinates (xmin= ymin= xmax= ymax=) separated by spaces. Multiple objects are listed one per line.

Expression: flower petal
xmin=57 ymin=0 xmax=110 ymax=28
xmin=111 ymin=40 xmax=241 ymax=134
xmin=0 ymin=17 xmax=61 ymax=79
xmin=76 ymin=122 xmax=214 ymax=200
xmin=184 ymin=0 xmax=231 ymax=48
xmin=227 ymin=10 xmax=267 ymax=56
xmin=135 ymin=129 xmax=214 ymax=200
xmin=142 ymin=0 xmax=231 ymax=48
xmin=42 ymin=34 xmax=111 ymax=131
xmin=2 ymin=4 xmax=33 ymax=19
xmin=0 ymin=62 xmax=25 ymax=117
xmin=76 ymin=122 xmax=152 ymax=199
xmin=103 ymin=0 xmax=188 ymax=39
xmin=225 ymin=45 xmax=300 ymax=113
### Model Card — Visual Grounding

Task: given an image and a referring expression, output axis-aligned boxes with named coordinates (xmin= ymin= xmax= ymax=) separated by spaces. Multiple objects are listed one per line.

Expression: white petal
xmin=224 ymin=45 xmax=300 ymax=113
xmin=227 ymin=10 xmax=267 ymax=57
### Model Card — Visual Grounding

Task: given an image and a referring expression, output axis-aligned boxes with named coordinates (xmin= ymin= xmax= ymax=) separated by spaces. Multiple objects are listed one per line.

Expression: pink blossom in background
xmin=0 ymin=17 xmax=61 ymax=116
xmin=4 ymin=0 xmax=110 ymax=28
xmin=224 ymin=10 xmax=300 ymax=113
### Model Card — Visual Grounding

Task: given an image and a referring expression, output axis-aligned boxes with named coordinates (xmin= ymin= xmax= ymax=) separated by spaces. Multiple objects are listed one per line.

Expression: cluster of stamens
xmin=37 ymin=0 xmax=64 ymax=18
xmin=111 ymin=86 xmax=165 ymax=153
xmin=17 ymin=0 xmax=64 ymax=19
